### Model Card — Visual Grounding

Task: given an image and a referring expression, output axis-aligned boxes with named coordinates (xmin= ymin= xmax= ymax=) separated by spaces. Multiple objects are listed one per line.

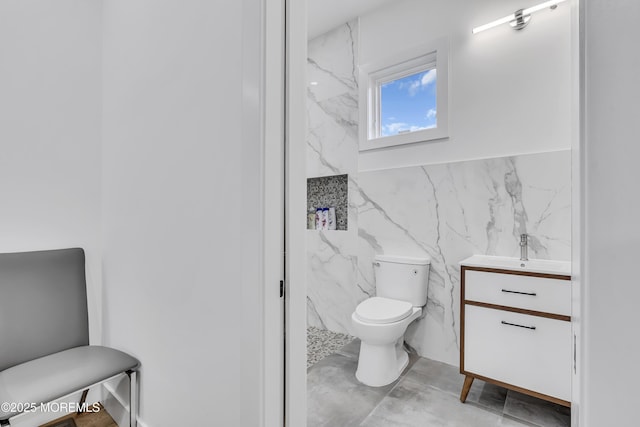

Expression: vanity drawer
xmin=464 ymin=270 xmax=570 ymax=316
xmin=463 ymin=305 xmax=571 ymax=401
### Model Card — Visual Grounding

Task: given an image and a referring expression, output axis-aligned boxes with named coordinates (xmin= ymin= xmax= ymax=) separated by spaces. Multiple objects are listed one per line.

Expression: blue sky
xmin=380 ymin=69 xmax=437 ymax=137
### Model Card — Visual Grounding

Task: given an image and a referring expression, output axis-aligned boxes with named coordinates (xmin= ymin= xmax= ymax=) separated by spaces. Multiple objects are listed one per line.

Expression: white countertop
xmin=460 ymin=255 xmax=571 ymax=276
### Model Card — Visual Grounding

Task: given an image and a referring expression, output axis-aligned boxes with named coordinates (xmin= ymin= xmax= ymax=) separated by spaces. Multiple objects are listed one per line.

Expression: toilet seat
xmin=354 ymin=297 xmax=413 ymax=324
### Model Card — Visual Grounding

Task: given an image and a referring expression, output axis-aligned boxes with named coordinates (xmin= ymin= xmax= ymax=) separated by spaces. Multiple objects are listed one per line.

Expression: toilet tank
xmin=374 ymin=255 xmax=431 ymax=306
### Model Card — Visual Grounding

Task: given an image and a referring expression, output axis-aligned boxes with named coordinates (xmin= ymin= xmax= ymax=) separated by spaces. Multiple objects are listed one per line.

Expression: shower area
xmin=305 ymin=18 xmax=361 ymax=370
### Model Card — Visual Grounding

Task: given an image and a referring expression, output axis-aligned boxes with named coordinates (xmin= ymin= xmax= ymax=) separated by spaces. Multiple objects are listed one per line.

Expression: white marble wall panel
xmin=306 ymin=21 xmax=361 ymax=334
xmin=307 ymin=229 xmax=359 ymax=332
xmin=307 ymin=21 xmax=359 ymax=179
xmin=357 ymin=151 xmax=571 ymax=366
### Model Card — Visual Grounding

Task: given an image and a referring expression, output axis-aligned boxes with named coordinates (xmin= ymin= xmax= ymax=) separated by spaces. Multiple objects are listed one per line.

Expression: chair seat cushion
xmin=0 ymin=345 xmax=139 ymax=420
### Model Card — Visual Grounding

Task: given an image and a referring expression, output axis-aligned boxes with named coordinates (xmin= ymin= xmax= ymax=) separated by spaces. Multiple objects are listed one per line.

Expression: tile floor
xmin=307 ymin=339 xmax=571 ymax=427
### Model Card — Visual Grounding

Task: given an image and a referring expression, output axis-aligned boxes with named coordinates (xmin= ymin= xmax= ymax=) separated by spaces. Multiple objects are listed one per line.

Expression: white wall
xmin=582 ymin=1 xmax=640 ymax=425
xmin=0 ymin=0 xmax=103 ymax=342
xmin=0 ymin=1 xmax=276 ymax=425
xmin=358 ymin=0 xmax=573 ymax=171
xmin=286 ymin=1 xmax=309 ymax=425
xmin=101 ymin=1 xmax=266 ymax=425
xmin=570 ymin=0 xmax=581 ymax=422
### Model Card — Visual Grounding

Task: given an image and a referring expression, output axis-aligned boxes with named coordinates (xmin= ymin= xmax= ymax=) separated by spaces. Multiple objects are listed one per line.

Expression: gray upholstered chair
xmin=0 ymin=248 xmax=140 ymax=426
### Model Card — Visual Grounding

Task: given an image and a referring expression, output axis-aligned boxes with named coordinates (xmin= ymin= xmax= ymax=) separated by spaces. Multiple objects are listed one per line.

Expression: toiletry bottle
xmin=328 ymin=207 xmax=336 ymax=230
xmin=308 ymin=210 xmax=316 ymax=230
xmin=321 ymin=208 xmax=329 ymax=230
xmin=315 ymin=208 xmax=323 ymax=230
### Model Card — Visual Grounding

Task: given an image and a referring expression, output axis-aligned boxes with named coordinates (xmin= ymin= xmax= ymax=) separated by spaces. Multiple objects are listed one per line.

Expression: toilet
xmin=351 ymin=254 xmax=430 ymax=387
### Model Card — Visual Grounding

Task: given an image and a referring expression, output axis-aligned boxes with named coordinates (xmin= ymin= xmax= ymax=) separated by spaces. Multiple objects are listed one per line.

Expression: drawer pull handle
xmin=501 ymin=289 xmax=537 ymax=296
xmin=501 ymin=320 xmax=536 ymax=330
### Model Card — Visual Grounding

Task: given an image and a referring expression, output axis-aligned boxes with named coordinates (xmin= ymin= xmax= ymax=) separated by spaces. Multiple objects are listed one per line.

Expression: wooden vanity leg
xmin=460 ymin=375 xmax=474 ymax=403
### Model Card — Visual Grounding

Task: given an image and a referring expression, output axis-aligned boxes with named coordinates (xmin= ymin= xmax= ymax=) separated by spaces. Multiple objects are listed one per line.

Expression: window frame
xmin=359 ymin=38 xmax=449 ymax=151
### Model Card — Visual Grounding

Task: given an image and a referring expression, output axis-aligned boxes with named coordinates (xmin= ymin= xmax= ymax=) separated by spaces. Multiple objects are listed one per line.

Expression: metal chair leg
xmin=127 ymin=370 xmax=138 ymax=427
xmin=77 ymin=388 xmax=89 ymax=414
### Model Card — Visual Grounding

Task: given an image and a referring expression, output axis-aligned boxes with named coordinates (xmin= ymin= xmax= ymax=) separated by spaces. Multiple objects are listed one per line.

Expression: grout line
xmin=356 ymin=355 xmax=423 ymax=424
xmin=307 ymin=351 xmax=570 ymax=427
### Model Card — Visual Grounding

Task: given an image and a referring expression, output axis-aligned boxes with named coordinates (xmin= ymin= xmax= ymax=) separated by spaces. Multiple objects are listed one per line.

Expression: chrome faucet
xmin=520 ymin=234 xmax=528 ymax=261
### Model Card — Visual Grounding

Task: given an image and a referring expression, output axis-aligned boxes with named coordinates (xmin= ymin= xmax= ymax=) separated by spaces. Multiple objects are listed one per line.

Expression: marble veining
xmin=307 ymin=20 xmax=359 ymax=180
xmin=305 ymin=22 xmax=571 ymax=368
xmin=309 ymin=150 xmax=570 ymax=365
xmin=307 ymin=229 xmax=359 ymax=332
xmin=356 ymin=151 xmax=571 ymax=364
xmin=306 ymin=21 xmax=361 ymax=334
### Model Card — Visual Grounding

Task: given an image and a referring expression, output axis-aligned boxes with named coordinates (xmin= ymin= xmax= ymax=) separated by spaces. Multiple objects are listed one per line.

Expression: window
xmin=359 ymin=38 xmax=449 ymax=151
xmin=379 ymin=65 xmax=437 ymax=138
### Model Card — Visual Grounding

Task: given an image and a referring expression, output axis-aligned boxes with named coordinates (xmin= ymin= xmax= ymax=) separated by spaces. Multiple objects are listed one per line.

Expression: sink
xmin=459 ymin=255 xmax=571 ymax=276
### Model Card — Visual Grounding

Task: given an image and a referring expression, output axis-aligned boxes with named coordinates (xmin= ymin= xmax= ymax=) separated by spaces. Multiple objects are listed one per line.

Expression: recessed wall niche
xmin=307 ymin=174 xmax=348 ymax=231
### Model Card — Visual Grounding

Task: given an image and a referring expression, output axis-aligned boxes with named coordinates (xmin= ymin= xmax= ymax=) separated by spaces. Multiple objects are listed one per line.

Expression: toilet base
xmin=355 ymin=338 xmax=409 ymax=387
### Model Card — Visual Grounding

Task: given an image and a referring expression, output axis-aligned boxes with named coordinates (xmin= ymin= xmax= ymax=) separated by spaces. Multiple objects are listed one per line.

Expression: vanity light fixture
xmin=472 ymin=0 xmax=567 ymax=34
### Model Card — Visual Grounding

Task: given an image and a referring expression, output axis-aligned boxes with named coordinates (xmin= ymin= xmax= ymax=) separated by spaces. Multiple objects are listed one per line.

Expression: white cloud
xmin=426 ymin=108 xmax=437 ymax=120
xmin=408 ymin=80 xmax=421 ymax=96
xmin=421 ymin=69 xmax=436 ymax=87
xmin=403 ymin=69 xmax=437 ymax=96
xmin=383 ymin=122 xmax=435 ymax=136
xmin=384 ymin=122 xmax=409 ymax=134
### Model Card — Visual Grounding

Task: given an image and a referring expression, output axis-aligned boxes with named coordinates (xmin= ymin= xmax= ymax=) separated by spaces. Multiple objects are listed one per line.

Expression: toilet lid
xmin=354 ymin=297 xmax=413 ymax=324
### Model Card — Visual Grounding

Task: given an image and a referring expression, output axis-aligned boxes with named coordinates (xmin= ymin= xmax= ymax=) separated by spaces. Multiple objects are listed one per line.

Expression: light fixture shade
xmin=472 ymin=14 xmax=515 ymax=34
xmin=472 ymin=0 xmax=567 ymax=34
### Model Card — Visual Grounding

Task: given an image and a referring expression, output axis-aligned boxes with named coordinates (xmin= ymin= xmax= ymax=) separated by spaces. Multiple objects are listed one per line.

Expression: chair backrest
xmin=0 ymin=248 xmax=89 ymax=371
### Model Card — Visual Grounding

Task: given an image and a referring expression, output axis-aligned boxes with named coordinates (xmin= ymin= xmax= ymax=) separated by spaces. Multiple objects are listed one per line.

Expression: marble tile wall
xmin=355 ymin=151 xmax=571 ymax=365
xmin=307 ymin=21 xmax=360 ymax=331
xmin=305 ymin=22 xmax=571 ymax=367
xmin=307 ymin=21 xmax=359 ymax=180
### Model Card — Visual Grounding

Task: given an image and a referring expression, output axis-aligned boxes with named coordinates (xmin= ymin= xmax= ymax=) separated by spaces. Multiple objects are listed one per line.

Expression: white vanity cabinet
xmin=459 ymin=256 xmax=572 ymax=407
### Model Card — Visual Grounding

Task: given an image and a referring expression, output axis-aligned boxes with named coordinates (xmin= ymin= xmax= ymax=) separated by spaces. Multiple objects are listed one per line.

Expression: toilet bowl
xmin=352 ymin=297 xmax=422 ymax=386
xmin=351 ymin=255 xmax=430 ymax=387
